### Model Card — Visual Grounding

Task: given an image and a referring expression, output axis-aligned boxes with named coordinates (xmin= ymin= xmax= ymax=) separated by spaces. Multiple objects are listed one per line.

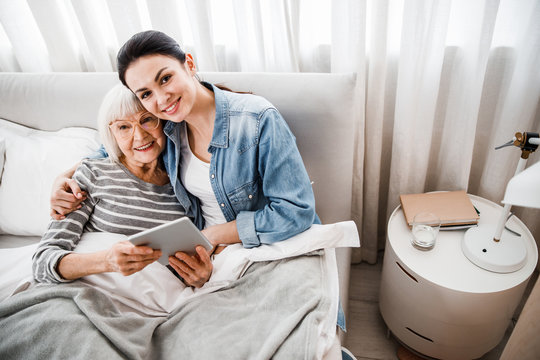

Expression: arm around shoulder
xmin=49 ymin=146 xmax=108 ymax=219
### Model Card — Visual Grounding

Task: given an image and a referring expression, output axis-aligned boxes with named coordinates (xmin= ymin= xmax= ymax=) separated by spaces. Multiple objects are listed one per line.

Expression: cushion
xmin=0 ymin=119 xmax=101 ymax=236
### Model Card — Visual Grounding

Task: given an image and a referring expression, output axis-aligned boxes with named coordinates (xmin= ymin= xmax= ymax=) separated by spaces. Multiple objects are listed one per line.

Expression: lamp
xmin=462 ymin=132 xmax=540 ymax=273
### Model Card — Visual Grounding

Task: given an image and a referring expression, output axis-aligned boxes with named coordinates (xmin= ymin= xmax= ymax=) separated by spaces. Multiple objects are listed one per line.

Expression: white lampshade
xmin=503 ymin=161 xmax=540 ymax=208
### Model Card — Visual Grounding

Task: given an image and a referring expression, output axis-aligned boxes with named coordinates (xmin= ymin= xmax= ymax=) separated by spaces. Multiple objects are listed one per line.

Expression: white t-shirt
xmin=180 ymin=125 xmax=227 ymax=228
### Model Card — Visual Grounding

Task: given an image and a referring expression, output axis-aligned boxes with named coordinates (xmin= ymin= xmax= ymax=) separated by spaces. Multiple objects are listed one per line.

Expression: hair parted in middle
xmin=117 ymin=30 xmax=186 ymax=87
xmin=117 ymin=30 xmax=241 ymax=95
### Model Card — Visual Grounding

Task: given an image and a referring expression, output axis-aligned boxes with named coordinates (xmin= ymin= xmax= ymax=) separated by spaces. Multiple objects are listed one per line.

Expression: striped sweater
xmin=33 ymin=158 xmax=186 ymax=283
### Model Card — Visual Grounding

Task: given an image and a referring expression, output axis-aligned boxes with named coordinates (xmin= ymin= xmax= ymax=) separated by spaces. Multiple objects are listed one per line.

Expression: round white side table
xmin=379 ymin=195 xmax=538 ymax=360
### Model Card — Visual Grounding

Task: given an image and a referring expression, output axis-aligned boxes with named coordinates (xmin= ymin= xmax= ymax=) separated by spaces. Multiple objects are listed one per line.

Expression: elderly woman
xmin=33 ymin=84 xmax=212 ymax=287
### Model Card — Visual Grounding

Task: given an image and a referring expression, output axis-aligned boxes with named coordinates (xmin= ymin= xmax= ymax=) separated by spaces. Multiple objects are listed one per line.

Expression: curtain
xmin=0 ymin=0 xmax=539 ymax=265
xmin=357 ymin=0 xmax=540 ymax=264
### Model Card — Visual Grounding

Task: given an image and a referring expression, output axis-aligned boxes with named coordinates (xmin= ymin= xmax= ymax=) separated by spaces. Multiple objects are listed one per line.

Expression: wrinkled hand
xmin=50 ymin=176 xmax=87 ymax=220
xmin=106 ymin=241 xmax=162 ymax=276
xmin=169 ymin=246 xmax=213 ymax=288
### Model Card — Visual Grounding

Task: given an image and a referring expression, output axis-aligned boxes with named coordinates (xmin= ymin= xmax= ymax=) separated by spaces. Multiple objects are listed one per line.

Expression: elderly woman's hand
xmin=169 ymin=246 xmax=213 ymax=288
xmin=105 ymin=241 xmax=162 ymax=276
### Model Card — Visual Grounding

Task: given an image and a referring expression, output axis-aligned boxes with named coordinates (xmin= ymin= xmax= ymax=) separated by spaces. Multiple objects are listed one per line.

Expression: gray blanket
xmin=0 ymin=253 xmax=331 ymax=360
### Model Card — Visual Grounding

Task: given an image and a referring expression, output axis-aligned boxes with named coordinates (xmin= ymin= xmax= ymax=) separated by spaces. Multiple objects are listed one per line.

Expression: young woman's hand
xmin=201 ymin=221 xmax=241 ymax=248
xmin=50 ymin=164 xmax=86 ymax=220
xmin=105 ymin=241 xmax=162 ymax=276
xmin=169 ymin=246 xmax=213 ymax=288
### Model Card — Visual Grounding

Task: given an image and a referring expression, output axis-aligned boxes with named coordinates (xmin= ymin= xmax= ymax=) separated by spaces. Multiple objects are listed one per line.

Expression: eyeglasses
xmin=109 ymin=113 xmax=160 ymax=139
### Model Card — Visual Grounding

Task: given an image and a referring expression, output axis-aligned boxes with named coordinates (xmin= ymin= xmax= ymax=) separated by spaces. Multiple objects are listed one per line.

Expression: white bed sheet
xmin=0 ymin=221 xmax=359 ymax=359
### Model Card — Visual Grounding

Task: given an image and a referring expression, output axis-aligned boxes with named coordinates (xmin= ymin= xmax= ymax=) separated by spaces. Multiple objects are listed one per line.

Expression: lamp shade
xmin=503 ymin=161 xmax=540 ymax=209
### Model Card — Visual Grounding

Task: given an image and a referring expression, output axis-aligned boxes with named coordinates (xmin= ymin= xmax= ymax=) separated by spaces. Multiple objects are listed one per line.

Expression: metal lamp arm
xmin=493 ymin=157 xmax=528 ymax=241
xmin=492 ymin=131 xmax=539 ymax=241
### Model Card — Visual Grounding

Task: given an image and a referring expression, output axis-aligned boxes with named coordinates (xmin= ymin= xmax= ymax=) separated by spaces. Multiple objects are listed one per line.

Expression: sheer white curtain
xmin=357 ymin=0 xmax=540 ymax=263
xmin=0 ymin=0 xmax=539 ymax=264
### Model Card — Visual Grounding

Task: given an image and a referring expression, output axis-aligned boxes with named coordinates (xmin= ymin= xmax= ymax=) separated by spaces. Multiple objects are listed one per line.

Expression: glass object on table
xmin=411 ymin=212 xmax=440 ymax=251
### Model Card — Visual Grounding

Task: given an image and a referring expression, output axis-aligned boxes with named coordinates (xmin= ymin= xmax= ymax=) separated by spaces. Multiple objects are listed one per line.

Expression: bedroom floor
xmin=343 ymin=251 xmax=539 ymax=360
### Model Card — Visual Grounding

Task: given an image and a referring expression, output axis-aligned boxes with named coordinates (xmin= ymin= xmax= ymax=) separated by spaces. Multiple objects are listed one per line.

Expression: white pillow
xmin=0 ymin=119 xmax=101 ymax=236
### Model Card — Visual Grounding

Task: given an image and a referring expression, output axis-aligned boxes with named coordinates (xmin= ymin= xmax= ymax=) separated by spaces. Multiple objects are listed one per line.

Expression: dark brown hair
xmin=117 ymin=30 xmax=246 ymax=93
xmin=117 ymin=30 xmax=186 ymax=87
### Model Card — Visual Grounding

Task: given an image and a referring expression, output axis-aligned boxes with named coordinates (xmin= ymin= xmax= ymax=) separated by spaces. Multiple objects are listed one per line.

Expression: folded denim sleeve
xmin=236 ymin=108 xmax=319 ymax=248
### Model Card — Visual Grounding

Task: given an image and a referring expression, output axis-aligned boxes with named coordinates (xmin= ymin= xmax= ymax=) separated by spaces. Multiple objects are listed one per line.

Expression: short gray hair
xmin=97 ymin=84 xmax=147 ymax=163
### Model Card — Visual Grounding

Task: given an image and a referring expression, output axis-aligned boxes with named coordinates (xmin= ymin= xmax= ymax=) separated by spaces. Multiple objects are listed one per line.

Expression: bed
xmin=0 ymin=72 xmax=359 ymax=359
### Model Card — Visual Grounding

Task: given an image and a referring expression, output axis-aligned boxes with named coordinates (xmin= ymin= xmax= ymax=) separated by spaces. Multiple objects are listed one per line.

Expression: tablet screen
xmin=128 ymin=217 xmax=213 ymax=265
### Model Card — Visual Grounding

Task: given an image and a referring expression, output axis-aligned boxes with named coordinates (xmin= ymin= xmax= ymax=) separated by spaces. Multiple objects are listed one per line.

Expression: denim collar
xmin=208 ymin=83 xmax=229 ymax=149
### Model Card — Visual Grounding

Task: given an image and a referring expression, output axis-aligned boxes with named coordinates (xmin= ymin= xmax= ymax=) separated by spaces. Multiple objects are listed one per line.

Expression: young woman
xmin=52 ymin=30 xmax=319 ymax=251
xmin=120 ymin=30 xmax=320 ymax=249
xmin=36 ymin=84 xmax=212 ymax=287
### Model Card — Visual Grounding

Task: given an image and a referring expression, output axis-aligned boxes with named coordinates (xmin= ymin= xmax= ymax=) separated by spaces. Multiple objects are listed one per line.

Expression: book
xmin=399 ymin=190 xmax=480 ymax=228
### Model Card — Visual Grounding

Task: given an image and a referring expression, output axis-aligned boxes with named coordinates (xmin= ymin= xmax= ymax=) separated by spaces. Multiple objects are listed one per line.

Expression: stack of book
xmin=399 ymin=190 xmax=480 ymax=229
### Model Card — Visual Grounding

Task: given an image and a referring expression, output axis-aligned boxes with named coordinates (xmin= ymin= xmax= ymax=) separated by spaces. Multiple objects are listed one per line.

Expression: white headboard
xmin=0 ymin=72 xmax=357 ymax=224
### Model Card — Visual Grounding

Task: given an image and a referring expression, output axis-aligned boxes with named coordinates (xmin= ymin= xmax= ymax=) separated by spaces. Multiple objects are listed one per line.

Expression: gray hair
xmin=97 ymin=84 xmax=147 ymax=163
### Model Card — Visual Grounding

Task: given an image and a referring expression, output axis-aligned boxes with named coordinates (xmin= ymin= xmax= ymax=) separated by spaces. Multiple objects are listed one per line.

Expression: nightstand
xmin=379 ymin=194 xmax=538 ymax=359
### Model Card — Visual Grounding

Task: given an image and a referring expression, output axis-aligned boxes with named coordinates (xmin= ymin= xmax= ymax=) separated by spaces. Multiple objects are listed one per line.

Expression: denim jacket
xmin=162 ymin=83 xmax=320 ymax=248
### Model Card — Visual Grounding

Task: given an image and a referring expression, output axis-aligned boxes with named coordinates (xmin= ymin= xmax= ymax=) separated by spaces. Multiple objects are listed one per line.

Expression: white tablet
xmin=128 ymin=217 xmax=213 ymax=265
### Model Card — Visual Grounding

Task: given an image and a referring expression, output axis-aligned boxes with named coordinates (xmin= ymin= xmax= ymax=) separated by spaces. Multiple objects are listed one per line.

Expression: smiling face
xmin=110 ymin=111 xmax=166 ymax=169
xmin=125 ymin=54 xmax=198 ymax=123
